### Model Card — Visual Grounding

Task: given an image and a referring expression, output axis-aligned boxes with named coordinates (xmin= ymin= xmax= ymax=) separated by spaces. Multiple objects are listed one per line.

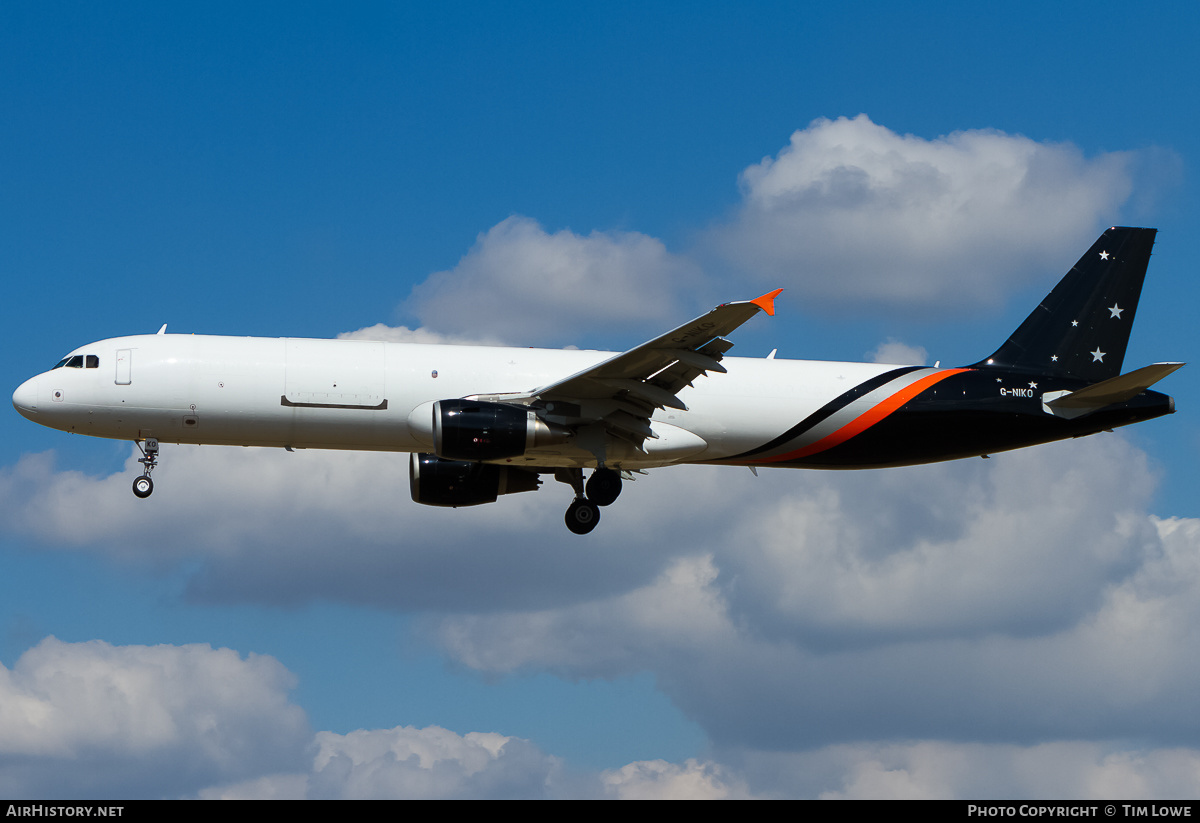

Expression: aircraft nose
xmin=12 ymin=376 xmax=39 ymax=419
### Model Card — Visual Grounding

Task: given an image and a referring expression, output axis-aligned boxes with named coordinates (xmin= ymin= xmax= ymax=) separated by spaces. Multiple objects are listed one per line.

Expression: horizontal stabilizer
xmin=1044 ymin=362 xmax=1184 ymax=417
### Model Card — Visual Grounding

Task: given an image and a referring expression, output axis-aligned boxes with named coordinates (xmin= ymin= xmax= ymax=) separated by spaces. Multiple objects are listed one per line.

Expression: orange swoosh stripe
xmin=763 ymin=368 xmax=971 ymax=463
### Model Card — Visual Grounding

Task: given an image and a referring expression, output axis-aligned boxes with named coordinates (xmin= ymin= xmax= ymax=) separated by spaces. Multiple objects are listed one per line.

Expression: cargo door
xmin=282 ymin=339 xmax=387 ymax=410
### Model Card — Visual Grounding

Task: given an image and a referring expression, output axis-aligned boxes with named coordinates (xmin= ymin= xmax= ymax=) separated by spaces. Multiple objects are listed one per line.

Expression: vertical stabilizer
xmin=973 ymin=227 xmax=1157 ymax=382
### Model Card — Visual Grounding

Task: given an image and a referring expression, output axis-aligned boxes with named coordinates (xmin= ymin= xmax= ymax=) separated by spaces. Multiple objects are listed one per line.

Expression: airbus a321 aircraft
xmin=12 ymin=227 xmax=1183 ymax=534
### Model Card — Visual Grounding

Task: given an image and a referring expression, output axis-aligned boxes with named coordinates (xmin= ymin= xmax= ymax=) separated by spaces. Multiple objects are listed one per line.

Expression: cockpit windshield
xmin=51 ymin=354 xmax=99 ymax=369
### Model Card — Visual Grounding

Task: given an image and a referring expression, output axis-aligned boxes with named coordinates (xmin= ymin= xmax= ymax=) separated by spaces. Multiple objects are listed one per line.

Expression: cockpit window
xmin=86 ymin=355 xmax=99 ymax=368
xmin=51 ymin=355 xmax=87 ymax=369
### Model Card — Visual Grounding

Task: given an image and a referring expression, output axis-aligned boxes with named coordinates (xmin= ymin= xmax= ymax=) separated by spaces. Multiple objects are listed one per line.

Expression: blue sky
xmin=2 ymin=1 xmax=1199 ymax=798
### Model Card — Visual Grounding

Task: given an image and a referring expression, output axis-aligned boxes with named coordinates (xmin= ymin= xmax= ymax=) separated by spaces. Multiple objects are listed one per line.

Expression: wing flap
xmin=662 ymin=348 xmax=727 ymax=374
xmin=596 ymin=378 xmax=688 ymax=411
xmin=605 ymin=409 xmax=659 ymax=440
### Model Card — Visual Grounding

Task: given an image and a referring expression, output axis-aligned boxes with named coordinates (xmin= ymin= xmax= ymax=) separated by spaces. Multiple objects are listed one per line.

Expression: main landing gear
xmin=132 ymin=438 xmax=159 ymax=499
xmin=558 ymin=467 xmax=623 ymax=535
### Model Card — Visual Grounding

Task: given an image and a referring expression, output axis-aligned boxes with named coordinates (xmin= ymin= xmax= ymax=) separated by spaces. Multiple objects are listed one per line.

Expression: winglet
xmin=750 ymin=288 xmax=784 ymax=316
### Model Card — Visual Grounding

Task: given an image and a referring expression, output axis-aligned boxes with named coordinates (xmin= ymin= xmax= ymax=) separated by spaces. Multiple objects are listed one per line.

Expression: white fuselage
xmin=12 ymin=333 xmax=900 ymax=469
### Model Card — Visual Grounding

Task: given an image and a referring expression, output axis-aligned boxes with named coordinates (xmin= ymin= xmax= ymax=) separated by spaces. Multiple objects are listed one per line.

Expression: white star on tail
xmin=1091 ymin=348 xmax=1106 ymax=362
xmin=1109 ymin=304 xmax=1124 ymax=318
xmin=1100 ymin=251 xmax=1110 ymax=260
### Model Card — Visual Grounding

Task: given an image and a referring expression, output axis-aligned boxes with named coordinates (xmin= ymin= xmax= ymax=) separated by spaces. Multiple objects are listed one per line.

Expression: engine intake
xmin=409 ymin=453 xmax=540 ymax=507
xmin=431 ymin=399 xmax=571 ymax=460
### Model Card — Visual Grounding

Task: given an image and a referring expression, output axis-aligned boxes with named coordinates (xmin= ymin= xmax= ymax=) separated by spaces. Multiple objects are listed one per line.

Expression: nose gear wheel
xmin=132 ymin=438 xmax=159 ymax=499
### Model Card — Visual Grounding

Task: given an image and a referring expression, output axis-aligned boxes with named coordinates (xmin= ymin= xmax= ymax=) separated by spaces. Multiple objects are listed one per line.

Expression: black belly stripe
xmin=729 ymin=366 xmax=923 ymax=460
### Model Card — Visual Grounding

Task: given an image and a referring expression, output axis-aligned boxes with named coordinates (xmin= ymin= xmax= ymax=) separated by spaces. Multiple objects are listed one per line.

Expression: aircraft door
xmin=115 ymin=349 xmax=131 ymax=385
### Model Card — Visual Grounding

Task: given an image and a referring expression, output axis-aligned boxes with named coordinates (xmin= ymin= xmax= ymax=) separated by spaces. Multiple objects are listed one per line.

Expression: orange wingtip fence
xmin=750 ymin=289 xmax=784 ymax=316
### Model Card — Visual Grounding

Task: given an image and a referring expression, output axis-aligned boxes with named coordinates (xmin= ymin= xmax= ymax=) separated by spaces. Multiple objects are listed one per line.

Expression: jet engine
xmin=416 ymin=399 xmax=572 ymax=461
xmin=409 ymin=453 xmax=540 ymax=507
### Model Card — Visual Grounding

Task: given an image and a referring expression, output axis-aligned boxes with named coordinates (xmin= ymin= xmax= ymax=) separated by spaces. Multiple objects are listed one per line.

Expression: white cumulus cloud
xmin=710 ymin=114 xmax=1139 ymax=313
xmin=304 ymin=725 xmax=568 ymax=799
xmin=406 ymin=215 xmax=703 ymax=345
xmin=0 ymin=637 xmax=310 ymax=798
xmin=724 ymin=741 xmax=1200 ymax=799
xmin=867 ymin=338 xmax=928 ymax=366
xmin=601 ymin=758 xmax=749 ymax=799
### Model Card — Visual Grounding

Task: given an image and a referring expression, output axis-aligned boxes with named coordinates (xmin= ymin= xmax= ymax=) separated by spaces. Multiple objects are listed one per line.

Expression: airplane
xmin=11 ymin=226 xmax=1183 ymax=534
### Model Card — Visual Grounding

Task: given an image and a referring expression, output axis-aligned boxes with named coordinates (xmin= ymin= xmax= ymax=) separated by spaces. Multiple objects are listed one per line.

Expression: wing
xmin=478 ymin=289 xmax=782 ymax=451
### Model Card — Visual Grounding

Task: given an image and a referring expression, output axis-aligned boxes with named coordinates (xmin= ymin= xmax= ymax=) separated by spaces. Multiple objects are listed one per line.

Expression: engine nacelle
xmin=426 ymin=399 xmax=571 ymax=461
xmin=409 ymin=453 xmax=540 ymax=507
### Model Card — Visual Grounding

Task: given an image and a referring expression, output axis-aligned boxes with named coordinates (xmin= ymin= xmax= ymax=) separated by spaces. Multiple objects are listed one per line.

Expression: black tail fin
xmin=972 ymin=227 xmax=1157 ymax=383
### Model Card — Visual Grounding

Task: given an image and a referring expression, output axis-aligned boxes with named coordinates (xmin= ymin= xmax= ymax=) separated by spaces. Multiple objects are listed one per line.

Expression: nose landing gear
xmin=132 ymin=438 xmax=159 ymax=499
